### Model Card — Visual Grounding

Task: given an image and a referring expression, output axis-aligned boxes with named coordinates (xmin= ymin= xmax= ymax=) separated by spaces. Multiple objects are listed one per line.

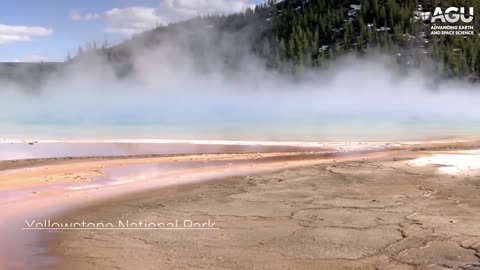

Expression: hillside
xmin=0 ymin=62 xmax=60 ymax=88
xmin=258 ymin=0 xmax=480 ymax=78
xmin=68 ymin=0 xmax=480 ymax=80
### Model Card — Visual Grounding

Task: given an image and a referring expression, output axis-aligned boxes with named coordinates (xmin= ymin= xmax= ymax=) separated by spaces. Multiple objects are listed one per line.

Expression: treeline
xmin=248 ymin=0 xmax=480 ymax=78
xmin=251 ymin=0 xmax=421 ymax=71
xmin=69 ymin=0 xmax=480 ymax=79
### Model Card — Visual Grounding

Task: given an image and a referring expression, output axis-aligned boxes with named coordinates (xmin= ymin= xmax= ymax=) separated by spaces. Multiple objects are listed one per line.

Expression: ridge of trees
xmin=66 ymin=0 xmax=480 ymax=79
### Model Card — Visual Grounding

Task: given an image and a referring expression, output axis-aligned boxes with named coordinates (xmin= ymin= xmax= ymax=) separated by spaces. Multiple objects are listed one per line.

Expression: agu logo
xmin=430 ymin=7 xmax=475 ymax=36
xmin=431 ymin=7 xmax=474 ymax=23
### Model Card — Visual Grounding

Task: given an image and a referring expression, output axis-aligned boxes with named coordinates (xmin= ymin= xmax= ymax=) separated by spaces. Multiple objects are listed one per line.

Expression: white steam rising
xmin=1 ymin=25 xmax=480 ymax=141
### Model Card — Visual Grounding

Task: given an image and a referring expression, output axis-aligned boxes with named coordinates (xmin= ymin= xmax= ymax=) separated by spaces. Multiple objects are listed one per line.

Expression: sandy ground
xmin=1 ymin=139 xmax=480 ymax=270
xmin=44 ymin=147 xmax=480 ymax=270
xmin=2 ymin=149 xmax=401 ymax=270
xmin=0 ymin=153 xmax=305 ymax=190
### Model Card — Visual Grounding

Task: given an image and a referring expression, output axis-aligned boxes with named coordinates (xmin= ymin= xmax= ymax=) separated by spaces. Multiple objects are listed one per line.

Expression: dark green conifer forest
xmin=3 ymin=0 xmax=479 ymax=84
xmin=249 ymin=0 xmax=480 ymax=78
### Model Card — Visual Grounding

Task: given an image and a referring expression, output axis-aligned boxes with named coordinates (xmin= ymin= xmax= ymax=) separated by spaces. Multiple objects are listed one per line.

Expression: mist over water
xmin=1 ymin=26 xmax=480 ymax=141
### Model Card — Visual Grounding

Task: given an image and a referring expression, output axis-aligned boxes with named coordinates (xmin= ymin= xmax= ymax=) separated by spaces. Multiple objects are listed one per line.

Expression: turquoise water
xmin=2 ymin=117 xmax=480 ymax=141
xmin=3 ymin=82 xmax=480 ymax=141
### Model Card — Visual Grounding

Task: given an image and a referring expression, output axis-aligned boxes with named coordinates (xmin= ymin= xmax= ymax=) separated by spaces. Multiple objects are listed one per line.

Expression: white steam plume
xmin=1 ymin=22 xmax=479 ymax=141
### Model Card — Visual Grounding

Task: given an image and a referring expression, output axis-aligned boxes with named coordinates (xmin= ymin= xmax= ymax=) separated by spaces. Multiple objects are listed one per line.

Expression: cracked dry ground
xmin=51 ymin=153 xmax=480 ymax=270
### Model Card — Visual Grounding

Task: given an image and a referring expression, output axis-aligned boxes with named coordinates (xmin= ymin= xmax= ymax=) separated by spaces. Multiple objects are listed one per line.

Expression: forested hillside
xmin=253 ymin=0 xmax=480 ymax=78
xmin=2 ymin=0 xmax=480 ymax=85
xmin=72 ymin=0 xmax=479 ymax=79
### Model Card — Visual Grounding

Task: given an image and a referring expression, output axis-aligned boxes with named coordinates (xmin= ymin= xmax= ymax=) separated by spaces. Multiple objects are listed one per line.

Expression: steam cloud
xmin=1 ymin=23 xmax=480 ymax=141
